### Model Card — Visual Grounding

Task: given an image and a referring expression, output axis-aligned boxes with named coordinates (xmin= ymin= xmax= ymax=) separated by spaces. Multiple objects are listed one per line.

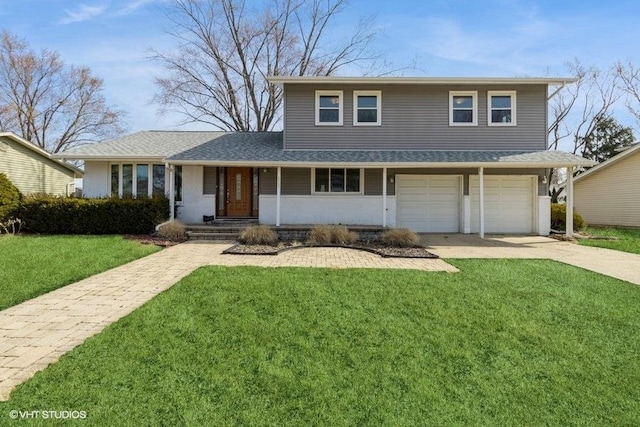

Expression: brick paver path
xmin=0 ymin=242 xmax=456 ymax=400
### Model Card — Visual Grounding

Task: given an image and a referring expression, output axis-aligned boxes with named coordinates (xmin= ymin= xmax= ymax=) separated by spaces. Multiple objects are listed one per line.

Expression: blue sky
xmin=0 ymin=0 xmax=638 ymax=134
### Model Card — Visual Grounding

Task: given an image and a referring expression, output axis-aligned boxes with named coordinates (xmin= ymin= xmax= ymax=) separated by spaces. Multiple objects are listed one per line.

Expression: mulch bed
xmin=223 ymin=242 xmax=438 ymax=258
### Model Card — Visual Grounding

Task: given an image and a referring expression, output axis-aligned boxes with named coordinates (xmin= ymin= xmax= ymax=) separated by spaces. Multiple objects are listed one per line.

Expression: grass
xmin=1 ymin=261 xmax=638 ymax=426
xmin=0 ymin=235 xmax=160 ymax=310
xmin=579 ymin=227 xmax=640 ymax=254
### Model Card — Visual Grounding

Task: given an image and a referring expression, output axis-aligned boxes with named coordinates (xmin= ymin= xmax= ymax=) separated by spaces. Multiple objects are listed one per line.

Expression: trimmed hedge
xmin=551 ymin=203 xmax=586 ymax=231
xmin=19 ymin=196 xmax=170 ymax=234
xmin=0 ymin=173 xmax=21 ymax=220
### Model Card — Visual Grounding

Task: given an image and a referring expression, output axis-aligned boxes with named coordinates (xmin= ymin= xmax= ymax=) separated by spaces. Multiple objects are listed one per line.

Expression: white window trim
xmin=449 ymin=91 xmax=478 ymax=126
xmin=487 ymin=90 xmax=517 ymax=126
xmin=109 ymin=162 xmax=168 ymax=198
xmin=353 ymin=90 xmax=382 ymax=126
xmin=311 ymin=168 xmax=365 ymax=195
xmin=315 ymin=90 xmax=343 ymax=126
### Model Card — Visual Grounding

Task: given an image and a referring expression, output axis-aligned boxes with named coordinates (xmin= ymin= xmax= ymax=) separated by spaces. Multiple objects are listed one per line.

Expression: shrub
xmin=380 ymin=228 xmax=421 ymax=248
xmin=0 ymin=218 xmax=24 ymax=234
xmin=550 ymin=203 xmax=586 ymax=231
xmin=156 ymin=220 xmax=187 ymax=242
xmin=239 ymin=225 xmax=278 ymax=245
xmin=0 ymin=173 xmax=21 ymax=220
xmin=19 ymin=195 xmax=170 ymax=234
xmin=308 ymin=225 xmax=358 ymax=245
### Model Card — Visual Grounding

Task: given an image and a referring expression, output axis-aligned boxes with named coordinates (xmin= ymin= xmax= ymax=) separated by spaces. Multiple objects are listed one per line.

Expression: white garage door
xmin=470 ymin=175 xmax=535 ymax=234
xmin=396 ymin=175 xmax=461 ymax=232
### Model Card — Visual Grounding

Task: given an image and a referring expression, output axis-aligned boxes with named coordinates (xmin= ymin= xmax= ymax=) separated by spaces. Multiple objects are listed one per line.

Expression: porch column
xmin=382 ymin=167 xmax=387 ymax=227
xmin=566 ymin=166 xmax=574 ymax=237
xmin=479 ymin=167 xmax=485 ymax=239
xmin=276 ymin=166 xmax=282 ymax=227
xmin=167 ymin=163 xmax=175 ymax=221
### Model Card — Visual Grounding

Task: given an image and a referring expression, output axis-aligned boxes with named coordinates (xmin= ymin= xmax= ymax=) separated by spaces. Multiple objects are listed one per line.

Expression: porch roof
xmin=166 ymin=132 xmax=595 ymax=168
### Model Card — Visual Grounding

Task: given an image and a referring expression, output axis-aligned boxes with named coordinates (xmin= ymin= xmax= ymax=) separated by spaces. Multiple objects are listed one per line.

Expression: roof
xmin=166 ymin=132 xmax=594 ymax=168
xmin=0 ymin=132 xmax=83 ymax=176
xmin=56 ymin=130 xmax=229 ymax=160
xmin=57 ymin=131 xmax=595 ymax=168
xmin=574 ymin=143 xmax=640 ymax=183
xmin=268 ymin=76 xmax=578 ymax=86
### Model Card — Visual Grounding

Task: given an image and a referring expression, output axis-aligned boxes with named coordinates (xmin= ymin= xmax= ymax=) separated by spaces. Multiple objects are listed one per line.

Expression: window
xmin=110 ymin=163 xmax=167 ymax=198
xmin=110 ymin=164 xmax=119 ymax=197
xmin=449 ymin=91 xmax=477 ymax=126
xmin=136 ymin=164 xmax=149 ymax=198
xmin=488 ymin=91 xmax=516 ymax=125
xmin=122 ymin=164 xmax=133 ymax=196
xmin=203 ymin=166 xmax=216 ymax=195
xmin=152 ymin=164 xmax=165 ymax=196
xmin=316 ymin=90 xmax=343 ymax=125
xmin=174 ymin=165 xmax=182 ymax=202
xmin=353 ymin=91 xmax=381 ymax=125
xmin=313 ymin=168 xmax=362 ymax=193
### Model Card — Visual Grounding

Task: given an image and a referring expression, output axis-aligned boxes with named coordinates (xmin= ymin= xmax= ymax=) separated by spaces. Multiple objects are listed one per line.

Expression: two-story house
xmin=57 ymin=77 xmax=595 ymax=236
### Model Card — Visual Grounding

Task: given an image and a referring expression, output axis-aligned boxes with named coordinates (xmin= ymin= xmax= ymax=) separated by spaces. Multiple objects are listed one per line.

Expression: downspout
xmin=547 ymin=81 xmax=567 ymax=101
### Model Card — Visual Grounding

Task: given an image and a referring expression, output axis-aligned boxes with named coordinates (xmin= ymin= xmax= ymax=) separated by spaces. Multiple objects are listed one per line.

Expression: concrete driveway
xmin=423 ymin=234 xmax=640 ymax=285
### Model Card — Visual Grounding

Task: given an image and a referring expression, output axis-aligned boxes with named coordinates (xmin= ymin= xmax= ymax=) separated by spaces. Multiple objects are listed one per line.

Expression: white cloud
xmin=118 ymin=0 xmax=158 ymax=16
xmin=59 ymin=4 xmax=107 ymax=24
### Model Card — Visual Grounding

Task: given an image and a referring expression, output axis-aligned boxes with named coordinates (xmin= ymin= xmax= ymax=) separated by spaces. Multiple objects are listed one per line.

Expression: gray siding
xmin=283 ymin=84 xmax=547 ymax=150
xmin=260 ymin=168 xmax=311 ymax=195
xmin=260 ymin=166 xmax=543 ymax=196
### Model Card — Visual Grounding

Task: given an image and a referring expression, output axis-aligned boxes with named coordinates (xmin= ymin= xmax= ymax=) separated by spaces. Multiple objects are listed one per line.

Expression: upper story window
xmin=353 ymin=91 xmax=381 ymax=126
xmin=315 ymin=90 xmax=343 ymax=125
xmin=488 ymin=91 xmax=516 ymax=126
xmin=449 ymin=91 xmax=477 ymax=126
xmin=313 ymin=168 xmax=362 ymax=194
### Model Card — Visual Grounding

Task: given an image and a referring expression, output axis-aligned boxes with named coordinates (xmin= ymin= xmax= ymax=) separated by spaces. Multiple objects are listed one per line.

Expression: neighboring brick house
xmin=57 ymin=77 xmax=594 ymax=236
xmin=0 ymin=132 xmax=82 ymax=196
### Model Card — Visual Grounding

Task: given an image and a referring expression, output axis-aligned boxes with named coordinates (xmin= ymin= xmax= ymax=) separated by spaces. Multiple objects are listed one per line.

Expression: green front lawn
xmin=580 ymin=227 xmax=640 ymax=254
xmin=0 ymin=235 xmax=160 ymax=310
xmin=2 ymin=262 xmax=638 ymax=425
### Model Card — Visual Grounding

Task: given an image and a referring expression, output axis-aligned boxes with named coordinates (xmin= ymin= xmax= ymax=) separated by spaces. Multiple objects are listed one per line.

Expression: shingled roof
xmin=57 ymin=130 xmax=595 ymax=168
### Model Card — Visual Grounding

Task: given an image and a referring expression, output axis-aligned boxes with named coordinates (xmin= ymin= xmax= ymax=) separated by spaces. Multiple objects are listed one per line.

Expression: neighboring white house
xmin=574 ymin=143 xmax=640 ymax=228
xmin=56 ymin=77 xmax=596 ymax=236
xmin=0 ymin=132 xmax=82 ymax=196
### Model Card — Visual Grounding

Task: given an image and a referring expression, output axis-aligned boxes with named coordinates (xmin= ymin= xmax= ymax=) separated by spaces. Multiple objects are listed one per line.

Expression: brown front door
xmin=226 ymin=167 xmax=252 ymax=217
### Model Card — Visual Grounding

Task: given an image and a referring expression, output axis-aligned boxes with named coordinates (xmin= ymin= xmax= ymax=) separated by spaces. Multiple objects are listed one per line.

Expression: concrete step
xmin=186 ymin=232 xmax=239 ymax=241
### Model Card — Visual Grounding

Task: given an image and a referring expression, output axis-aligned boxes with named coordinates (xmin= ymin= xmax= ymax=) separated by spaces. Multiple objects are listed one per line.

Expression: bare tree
xmin=546 ymin=60 xmax=623 ymax=202
xmin=548 ymin=60 xmax=622 ymax=154
xmin=617 ymin=60 xmax=640 ymax=127
xmin=153 ymin=0 xmax=383 ymax=131
xmin=0 ymin=31 xmax=125 ymax=153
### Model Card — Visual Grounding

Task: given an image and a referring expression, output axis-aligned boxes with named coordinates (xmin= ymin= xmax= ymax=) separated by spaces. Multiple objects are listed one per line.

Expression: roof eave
xmin=574 ymin=143 xmax=640 ymax=182
xmin=166 ymin=159 xmax=594 ymax=168
xmin=267 ymin=76 xmax=578 ymax=86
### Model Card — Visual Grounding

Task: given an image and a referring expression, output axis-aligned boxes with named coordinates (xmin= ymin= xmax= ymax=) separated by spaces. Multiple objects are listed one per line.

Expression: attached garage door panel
xmin=396 ymin=175 xmax=461 ymax=232
xmin=470 ymin=176 xmax=534 ymax=233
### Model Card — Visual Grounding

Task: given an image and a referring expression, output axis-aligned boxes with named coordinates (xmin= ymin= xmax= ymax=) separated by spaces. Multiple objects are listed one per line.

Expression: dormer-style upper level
xmin=268 ymin=76 xmax=575 ymax=152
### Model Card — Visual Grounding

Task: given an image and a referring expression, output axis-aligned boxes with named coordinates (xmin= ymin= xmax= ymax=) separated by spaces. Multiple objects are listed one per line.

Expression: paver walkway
xmin=0 ymin=242 xmax=455 ymax=400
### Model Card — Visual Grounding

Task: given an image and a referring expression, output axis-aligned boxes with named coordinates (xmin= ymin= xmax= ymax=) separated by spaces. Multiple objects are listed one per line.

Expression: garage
xmin=470 ymin=175 xmax=536 ymax=234
xmin=396 ymin=175 xmax=461 ymax=232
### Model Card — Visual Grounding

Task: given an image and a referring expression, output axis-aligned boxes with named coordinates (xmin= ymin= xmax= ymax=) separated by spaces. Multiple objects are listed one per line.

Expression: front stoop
xmin=185 ymin=219 xmax=258 ymax=241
